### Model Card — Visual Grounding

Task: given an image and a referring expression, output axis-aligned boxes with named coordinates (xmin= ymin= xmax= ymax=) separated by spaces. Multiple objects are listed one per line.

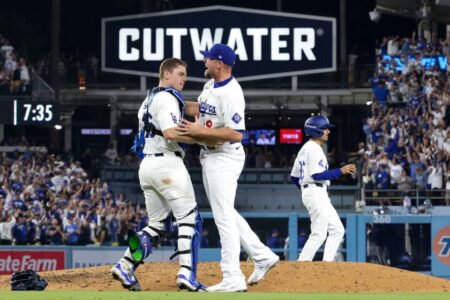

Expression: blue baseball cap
xmin=199 ymin=44 xmax=236 ymax=66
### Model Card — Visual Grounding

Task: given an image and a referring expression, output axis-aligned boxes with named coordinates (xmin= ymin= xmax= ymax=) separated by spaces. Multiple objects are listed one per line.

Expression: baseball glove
xmin=11 ymin=270 xmax=48 ymax=291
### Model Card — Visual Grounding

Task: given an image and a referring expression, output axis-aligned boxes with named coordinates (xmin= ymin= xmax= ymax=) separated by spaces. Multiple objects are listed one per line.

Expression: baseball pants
xmin=201 ymin=148 xmax=274 ymax=282
xmin=298 ymin=186 xmax=345 ymax=261
xmin=122 ymin=154 xmax=197 ymax=276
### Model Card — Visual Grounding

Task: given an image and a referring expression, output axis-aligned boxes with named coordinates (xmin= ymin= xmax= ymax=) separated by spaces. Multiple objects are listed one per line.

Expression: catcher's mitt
xmin=11 ymin=270 xmax=48 ymax=291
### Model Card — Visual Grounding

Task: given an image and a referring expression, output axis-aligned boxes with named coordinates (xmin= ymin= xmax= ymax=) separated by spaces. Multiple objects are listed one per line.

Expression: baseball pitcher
xmin=178 ymin=44 xmax=279 ymax=292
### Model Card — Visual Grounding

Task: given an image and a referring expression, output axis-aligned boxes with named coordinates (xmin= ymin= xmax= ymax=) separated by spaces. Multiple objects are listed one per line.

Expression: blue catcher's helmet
xmin=304 ymin=115 xmax=335 ymax=138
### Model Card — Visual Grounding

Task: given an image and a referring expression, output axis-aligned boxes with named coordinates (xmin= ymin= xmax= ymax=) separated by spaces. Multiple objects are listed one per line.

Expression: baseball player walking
xmin=291 ymin=115 xmax=356 ymax=261
xmin=111 ymin=58 xmax=215 ymax=292
xmin=178 ymin=44 xmax=279 ymax=292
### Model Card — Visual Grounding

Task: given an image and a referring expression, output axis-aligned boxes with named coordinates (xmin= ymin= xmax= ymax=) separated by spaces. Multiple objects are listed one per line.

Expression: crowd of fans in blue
xmin=363 ymin=34 xmax=450 ymax=205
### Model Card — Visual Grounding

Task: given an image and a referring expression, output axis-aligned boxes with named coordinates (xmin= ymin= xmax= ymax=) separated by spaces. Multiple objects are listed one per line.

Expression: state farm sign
xmin=102 ymin=5 xmax=336 ymax=81
xmin=0 ymin=250 xmax=65 ymax=274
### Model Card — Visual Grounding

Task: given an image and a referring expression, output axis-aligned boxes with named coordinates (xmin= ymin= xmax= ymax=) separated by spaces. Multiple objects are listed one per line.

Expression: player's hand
xmin=178 ymin=115 xmax=203 ymax=137
xmin=340 ymin=164 xmax=356 ymax=175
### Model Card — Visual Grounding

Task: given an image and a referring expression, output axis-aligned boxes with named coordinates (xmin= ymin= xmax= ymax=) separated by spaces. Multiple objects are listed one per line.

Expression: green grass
xmin=0 ymin=291 xmax=448 ymax=300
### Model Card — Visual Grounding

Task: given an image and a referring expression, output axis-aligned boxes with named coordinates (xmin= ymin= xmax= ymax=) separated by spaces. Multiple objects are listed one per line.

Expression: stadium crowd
xmin=0 ymin=148 xmax=150 ymax=246
xmin=0 ymin=34 xmax=31 ymax=96
xmin=363 ymin=33 xmax=450 ymax=205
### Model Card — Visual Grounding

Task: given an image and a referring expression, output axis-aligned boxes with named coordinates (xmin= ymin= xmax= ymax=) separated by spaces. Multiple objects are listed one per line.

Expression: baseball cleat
xmin=247 ymin=255 xmax=279 ymax=286
xmin=111 ymin=259 xmax=141 ymax=291
xmin=176 ymin=274 xmax=206 ymax=292
xmin=206 ymin=280 xmax=247 ymax=292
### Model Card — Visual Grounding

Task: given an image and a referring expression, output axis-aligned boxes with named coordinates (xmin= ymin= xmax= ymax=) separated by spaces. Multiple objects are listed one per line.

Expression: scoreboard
xmin=0 ymin=99 xmax=59 ymax=126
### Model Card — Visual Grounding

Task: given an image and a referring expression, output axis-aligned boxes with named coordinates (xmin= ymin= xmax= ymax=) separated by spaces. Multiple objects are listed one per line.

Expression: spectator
xmin=256 ymin=133 xmax=271 ymax=145
xmin=78 ymin=218 xmax=94 ymax=245
xmin=98 ymin=216 xmax=112 ymax=246
xmin=0 ymin=71 xmax=10 ymax=95
xmin=47 ymin=219 xmax=63 ymax=245
xmin=109 ymin=208 xmax=120 ymax=244
xmin=389 ymin=157 xmax=403 ymax=188
xmin=266 ymin=229 xmax=282 ymax=249
xmin=19 ymin=58 xmax=30 ymax=95
xmin=26 ymin=212 xmax=37 ymax=245
xmin=12 ymin=213 xmax=28 ymax=245
xmin=39 ymin=217 xmax=50 ymax=245
xmin=427 ymin=162 xmax=444 ymax=190
xmin=64 ymin=214 xmax=80 ymax=245
xmin=376 ymin=165 xmax=390 ymax=190
xmin=0 ymin=213 xmax=15 ymax=245
xmin=396 ymin=170 xmax=413 ymax=192
xmin=104 ymin=142 xmax=119 ymax=164
xmin=415 ymin=168 xmax=428 ymax=190
xmin=373 ymin=80 xmax=390 ymax=108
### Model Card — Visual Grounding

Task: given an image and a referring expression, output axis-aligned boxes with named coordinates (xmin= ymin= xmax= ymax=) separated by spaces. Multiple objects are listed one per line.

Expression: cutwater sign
xmin=102 ymin=6 xmax=336 ymax=81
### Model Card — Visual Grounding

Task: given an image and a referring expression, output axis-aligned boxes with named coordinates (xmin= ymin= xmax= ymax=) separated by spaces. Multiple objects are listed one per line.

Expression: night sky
xmin=1 ymin=0 xmax=420 ymax=62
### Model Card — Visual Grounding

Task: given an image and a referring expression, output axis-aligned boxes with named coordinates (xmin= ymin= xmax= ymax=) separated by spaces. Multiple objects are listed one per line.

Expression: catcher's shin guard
xmin=173 ymin=208 xmax=206 ymax=291
xmin=112 ymin=221 xmax=165 ymax=291
xmin=128 ymin=230 xmax=154 ymax=262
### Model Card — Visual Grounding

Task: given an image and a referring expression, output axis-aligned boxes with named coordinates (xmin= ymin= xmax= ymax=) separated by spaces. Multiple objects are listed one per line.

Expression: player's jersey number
xmin=299 ymin=160 xmax=306 ymax=181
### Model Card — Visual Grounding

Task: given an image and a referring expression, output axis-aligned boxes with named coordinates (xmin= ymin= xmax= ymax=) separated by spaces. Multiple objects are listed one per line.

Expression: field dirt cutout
xmin=1 ymin=262 xmax=449 ymax=292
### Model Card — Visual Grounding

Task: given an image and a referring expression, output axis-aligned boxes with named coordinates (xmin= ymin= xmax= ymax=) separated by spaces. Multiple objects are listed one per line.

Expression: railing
xmin=60 ymin=64 xmax=376 ymax=90
xmin=101 ymin=165 xmax=358 ymax=186
xmin=363 ymin=188 xmax=450 ymax=207
xmin=31 ymin=73 xmax=55 ymax=101
xmin=101 ymin=165 xmax=361 ymax=210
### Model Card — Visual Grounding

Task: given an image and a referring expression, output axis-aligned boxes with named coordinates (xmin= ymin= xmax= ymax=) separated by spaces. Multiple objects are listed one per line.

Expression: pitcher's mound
xmin=1 ymin=262 xmax=449 ymax=292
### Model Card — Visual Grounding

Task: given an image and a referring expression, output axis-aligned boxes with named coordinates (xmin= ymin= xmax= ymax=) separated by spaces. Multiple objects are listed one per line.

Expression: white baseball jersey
xmin=197 ymin=77 xmax=245 ymax=152
xmin=137 ymin=91 xmax=184 ymax=155
xmin=119 ymin=89 xmax=199 ymax=283
xmin=291 ymin=140 xmax=330 ymax=187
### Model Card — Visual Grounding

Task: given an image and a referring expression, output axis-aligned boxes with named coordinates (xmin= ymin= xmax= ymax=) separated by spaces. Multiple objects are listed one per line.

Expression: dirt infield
xmin=0 ymin=262 xmax=449 ymax=292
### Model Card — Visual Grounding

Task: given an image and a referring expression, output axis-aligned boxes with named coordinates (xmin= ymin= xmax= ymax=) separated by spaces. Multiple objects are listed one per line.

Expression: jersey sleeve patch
xmin=231 ymin=112 xmax=242 ymax=124
xmin=170 ymin=113 xmax=178 ymax=124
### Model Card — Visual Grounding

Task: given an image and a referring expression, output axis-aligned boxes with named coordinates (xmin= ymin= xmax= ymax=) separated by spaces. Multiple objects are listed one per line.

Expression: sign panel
xmin=431 ymin=216 xmax=450 ymax=277
xmin=72 ymin=248 xmax=175 ymax=268
xmin=280 ymin=128 xmax=303 ymax=144
xmin=102 ymin=6 xmax=336 ymax=81
xmin=0 ymin=250 xmax=65 ymax=274
xmin=382 ymin=55 xmax=447 ymax=72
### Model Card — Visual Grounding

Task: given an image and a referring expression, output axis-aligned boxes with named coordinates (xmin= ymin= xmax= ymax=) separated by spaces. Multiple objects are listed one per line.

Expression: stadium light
xmin=54 ymin=124 xmax=62 ymax=130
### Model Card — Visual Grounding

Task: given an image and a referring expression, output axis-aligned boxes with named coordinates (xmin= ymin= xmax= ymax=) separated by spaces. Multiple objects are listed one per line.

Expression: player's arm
xmin=178 ymin=116 xmax=243 ymax=142
xmin=156 ymin=96 xmax=216 ymax=145
xmin=163 ymin=128 xmax=223 ymax=147
xmin=184 ymin=101 xmax=200 ymax=117
xmin=311 ymin=164 xmax=357 ymax=181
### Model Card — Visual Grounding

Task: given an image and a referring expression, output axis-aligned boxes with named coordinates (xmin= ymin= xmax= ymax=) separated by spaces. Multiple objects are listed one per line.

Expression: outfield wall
xmin=0 ymin=213 xmax=448 ymax=278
